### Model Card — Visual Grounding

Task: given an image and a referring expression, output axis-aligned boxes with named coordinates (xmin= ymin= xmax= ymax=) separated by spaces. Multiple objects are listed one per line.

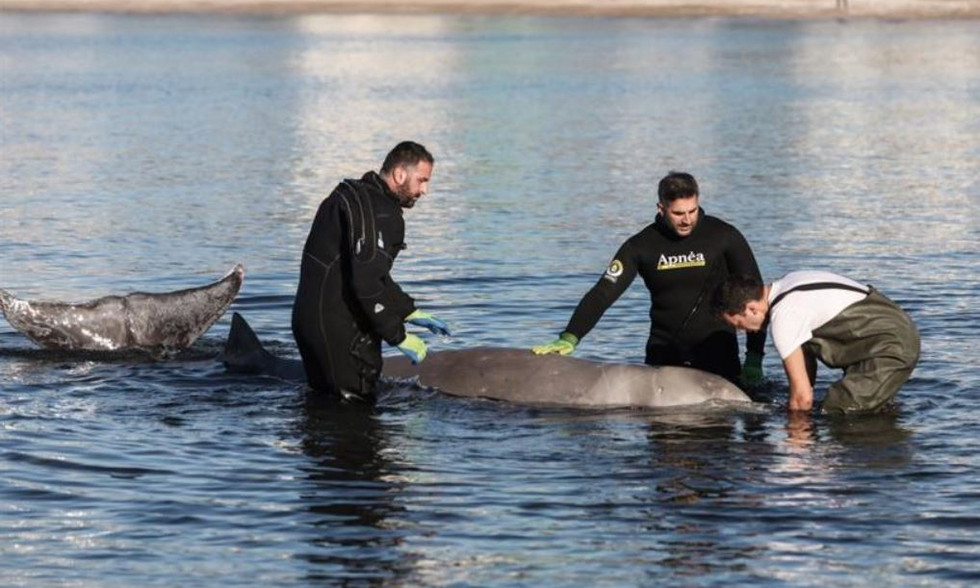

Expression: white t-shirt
xmin=768 ymin=271 xmax=869 ymax=359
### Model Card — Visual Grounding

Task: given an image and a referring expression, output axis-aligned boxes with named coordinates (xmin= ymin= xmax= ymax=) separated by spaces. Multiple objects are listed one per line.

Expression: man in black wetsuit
xmin=532 ymin=172 xmax=766 ymax=385
xmin=292 ymin=141 xmax=450 ymax=401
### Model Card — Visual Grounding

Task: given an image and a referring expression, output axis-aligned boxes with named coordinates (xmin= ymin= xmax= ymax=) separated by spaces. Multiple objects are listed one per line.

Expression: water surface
xmin=2 ymin=13 xmax=979 ymax=587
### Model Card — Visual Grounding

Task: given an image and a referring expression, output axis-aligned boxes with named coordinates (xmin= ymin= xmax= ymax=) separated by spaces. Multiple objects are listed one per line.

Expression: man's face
xmin=657 ymin=195 xmax=700 ymax=237
xmin=391 ymin=161 xmax=433 ymax=209
xmin=723 ymin=305 xmax=767 ymax=332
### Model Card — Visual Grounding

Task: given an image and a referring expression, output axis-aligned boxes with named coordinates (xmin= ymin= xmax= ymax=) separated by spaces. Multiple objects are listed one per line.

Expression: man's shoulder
xmin=630 ymin=221 xmax=663 ymax=239
xmin=622 ymin=222 xmax=665 ymax=250
xmin=342 ymin=172 xmax=382 ymax=192
xmin=700 ymin=213 xmax=741 ymax=233
xmin=698 ymin=214 xmax=751 ymax=248
xmin=329 ymin=173 xmax=384 ymax=200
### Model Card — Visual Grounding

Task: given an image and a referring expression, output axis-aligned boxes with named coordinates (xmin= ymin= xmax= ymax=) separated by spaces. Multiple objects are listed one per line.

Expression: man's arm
xmin=377 ymin=274 xmax=416 ymax=322
xmin=533 ymin=241 xmax=639 ymax=355
xmin=724 ymin=226 xmax=767 ymax=355
xmin=339 ymin=191 xmax=411 ymax=346
xmin=350 ymin=249 xmax=410 ymax=346
xmin=782 ymin=347 xmax=814 ymax=411
xmin=563 ymin=242 xmax=639 ymax=341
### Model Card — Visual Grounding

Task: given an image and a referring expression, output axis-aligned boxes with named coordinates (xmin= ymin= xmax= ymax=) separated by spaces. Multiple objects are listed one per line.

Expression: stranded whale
xmin=0 ymin=264 xmax=244 ymax=352
xmin=223 ymin=313 xmax=752 ymax=408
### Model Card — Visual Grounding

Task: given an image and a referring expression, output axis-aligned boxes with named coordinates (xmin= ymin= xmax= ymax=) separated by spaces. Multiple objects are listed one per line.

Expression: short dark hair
xmin=658 ymin=172 xmax=699 ymax=204
xmin=380 ymin=141 xmax=434 ymax=175
xmin=711 ymin=274 xmax=765 ymax=316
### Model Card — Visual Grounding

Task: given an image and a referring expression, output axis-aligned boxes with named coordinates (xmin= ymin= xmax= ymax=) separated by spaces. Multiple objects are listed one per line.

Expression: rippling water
xmin=2 ymin=12 xmax=979 ymax=587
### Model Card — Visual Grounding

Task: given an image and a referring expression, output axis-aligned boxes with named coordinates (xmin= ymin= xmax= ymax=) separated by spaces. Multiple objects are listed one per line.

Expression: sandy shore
xmin=4 ymin=0 xmax=979 ymax=19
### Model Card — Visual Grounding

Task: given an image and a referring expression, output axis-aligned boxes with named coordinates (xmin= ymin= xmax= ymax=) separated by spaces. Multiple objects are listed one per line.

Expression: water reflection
xmin=295 ymin=396 xmax=411 ymax=585
xmin=636 ymin=411 xmax=772 ymax=576
xmin=823 ymin=411 xmax=913 ymax=468
xmin=1 ymin=13 xmax=977 ymax=587
xmin=641 ymin=410 xmax=772 ymax=502
xmin=636 ymin=406 xmax=915 ymax=577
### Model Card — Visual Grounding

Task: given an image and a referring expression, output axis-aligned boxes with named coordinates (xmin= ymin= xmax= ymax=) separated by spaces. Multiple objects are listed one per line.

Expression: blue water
xmin=2 ymin=12 xmax=979 ymax=587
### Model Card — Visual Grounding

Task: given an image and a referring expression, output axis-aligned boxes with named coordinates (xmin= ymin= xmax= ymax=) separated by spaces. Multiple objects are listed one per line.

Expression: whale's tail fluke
xmin=2 ymin=265 xmax=244 ymax=352
xmin=222 ymin=312 xmax=306 ymax=382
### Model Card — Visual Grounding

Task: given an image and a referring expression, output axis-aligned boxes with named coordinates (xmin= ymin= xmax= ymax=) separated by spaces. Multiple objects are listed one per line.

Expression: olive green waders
xmin=801 ymin=288 xmax=920 ymax=414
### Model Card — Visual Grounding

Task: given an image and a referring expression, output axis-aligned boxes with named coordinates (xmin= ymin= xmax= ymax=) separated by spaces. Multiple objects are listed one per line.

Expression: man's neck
xmin=380 ymin=172 xmax=397 ymax=194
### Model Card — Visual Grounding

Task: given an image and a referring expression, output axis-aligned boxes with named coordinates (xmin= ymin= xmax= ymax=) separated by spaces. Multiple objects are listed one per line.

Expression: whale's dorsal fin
xmin=222 ymin=312 xmax=275 ymax=374
xmin=222 ymin=312 xmax=307 ymax=381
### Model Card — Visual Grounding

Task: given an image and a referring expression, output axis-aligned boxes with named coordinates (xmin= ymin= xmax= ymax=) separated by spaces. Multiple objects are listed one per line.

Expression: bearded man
xmin=292 ymin=141 xmax=449 ymax=401
xmin=533 ymin=171 xmax=765 ymax=385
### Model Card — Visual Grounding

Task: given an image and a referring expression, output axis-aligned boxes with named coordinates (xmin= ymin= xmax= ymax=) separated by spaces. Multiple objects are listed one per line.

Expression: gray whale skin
xmin=223 ymin=312 xmax=752 ymax=409
xmin=1 ymin=264 xmax=244 ymax=352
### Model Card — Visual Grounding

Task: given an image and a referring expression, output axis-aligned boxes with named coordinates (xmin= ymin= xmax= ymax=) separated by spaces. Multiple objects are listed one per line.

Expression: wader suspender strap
xmin=770 ymin=282 xmax=870 ymax=310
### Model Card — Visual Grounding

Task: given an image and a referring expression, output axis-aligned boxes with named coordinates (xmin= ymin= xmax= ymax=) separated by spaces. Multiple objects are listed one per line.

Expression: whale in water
xmin=0 ymin=264 xmax=244 ymax=353
xmin=222 ymin=313 xmax=752 ymax=408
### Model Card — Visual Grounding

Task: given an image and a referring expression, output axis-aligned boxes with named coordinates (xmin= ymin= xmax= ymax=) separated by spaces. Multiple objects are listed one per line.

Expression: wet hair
xmin=657 ymin=171 xmax=699 ymax=204
xmin=380 ymin=141 xmax=434 ymax=176
xmin=711 ymin=274 xmax=765 ymax=317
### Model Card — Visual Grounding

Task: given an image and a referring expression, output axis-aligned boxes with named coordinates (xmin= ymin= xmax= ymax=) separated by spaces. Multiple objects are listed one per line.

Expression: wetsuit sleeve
xmin=563 ymin=241 xmax=639 ymax=341
xmin=381 ymin=277 xmax=416 ymax=322
xmin=340 ymin=192 xmax=412 ymax=346
xmin=724 ymin=226 xmax=767 ymax=355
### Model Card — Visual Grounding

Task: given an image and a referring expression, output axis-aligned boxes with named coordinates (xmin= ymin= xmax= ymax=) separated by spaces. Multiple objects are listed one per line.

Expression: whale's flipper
xmin=222 ymin=312 xmax=306 ymax=382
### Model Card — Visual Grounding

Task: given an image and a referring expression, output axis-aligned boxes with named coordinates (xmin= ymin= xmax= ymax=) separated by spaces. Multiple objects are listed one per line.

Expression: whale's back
xmin=384 ymin=348 xmax=750 ymax=408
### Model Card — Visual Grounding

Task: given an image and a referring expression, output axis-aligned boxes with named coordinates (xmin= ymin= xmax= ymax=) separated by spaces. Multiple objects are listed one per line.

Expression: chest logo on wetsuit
xmin=377 ymin=231 xmax=385 ymax=249
xmin=374 ymin=303 xmax=385 ymax=314
xmin=657 ymin=251 xmax=706 ymax=271
xmin=603 ymin=259 xmax=624 ymax=283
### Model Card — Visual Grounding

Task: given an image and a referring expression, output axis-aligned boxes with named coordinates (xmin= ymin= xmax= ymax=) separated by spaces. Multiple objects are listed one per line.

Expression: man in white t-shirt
xmin=711 ymin=271 xmax=920 ymax=414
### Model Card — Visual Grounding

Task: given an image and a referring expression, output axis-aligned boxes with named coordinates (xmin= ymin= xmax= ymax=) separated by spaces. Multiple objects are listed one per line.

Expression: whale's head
xmin=635 ymin=365 xmax=751 ymax=407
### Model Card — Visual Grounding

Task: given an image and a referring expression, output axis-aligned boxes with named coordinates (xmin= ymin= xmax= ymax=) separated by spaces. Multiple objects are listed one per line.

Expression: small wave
xmin=3 ymin=451 xmax=170 ymax=479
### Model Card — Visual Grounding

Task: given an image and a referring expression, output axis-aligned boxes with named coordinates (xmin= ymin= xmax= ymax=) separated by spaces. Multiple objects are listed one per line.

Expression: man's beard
xmin=393 ymin=183 xmax=417 ymax=208
xmin=668 ymin=217 xmax=697 ymax=236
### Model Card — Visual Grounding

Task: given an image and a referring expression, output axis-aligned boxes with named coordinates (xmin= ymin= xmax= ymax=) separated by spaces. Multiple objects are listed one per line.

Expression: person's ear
xmin=746 ymin=300 xmax=764 ymax=317
xmin=392 ymin=165 xmax=408 ymax=185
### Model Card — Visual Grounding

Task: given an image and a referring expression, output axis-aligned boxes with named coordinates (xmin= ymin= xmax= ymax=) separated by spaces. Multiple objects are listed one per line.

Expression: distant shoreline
xmin=4 ymin=0 xmax=980 ymax=20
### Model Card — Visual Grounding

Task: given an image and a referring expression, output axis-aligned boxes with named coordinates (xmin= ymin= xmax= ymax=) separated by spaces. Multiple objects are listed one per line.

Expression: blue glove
xmin=396 ymin=333 xmax=427 ymax=364
xmin=741 ymin=350 xmax=764 ymax=387
xmin=531 ymin=332 xmax=579 ymax=356
xmin=406 ymin=309 xmax=452 ymax=336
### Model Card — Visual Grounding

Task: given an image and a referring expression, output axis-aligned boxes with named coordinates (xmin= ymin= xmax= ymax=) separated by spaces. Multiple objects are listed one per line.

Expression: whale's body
xmin=223 ymin=313 xmax=752 ymax=408
xmin=383 ymin=348 xmax=752 ymax=407
xmin=0 ymin=265 xmax=244 ymax=352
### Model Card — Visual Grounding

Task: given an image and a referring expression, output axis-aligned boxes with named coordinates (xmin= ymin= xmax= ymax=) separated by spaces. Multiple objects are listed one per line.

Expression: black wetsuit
xmin=292 ymin=171 xmax=415 ymax=399
xmin=564 ymin=209 xmax=765 ymax=381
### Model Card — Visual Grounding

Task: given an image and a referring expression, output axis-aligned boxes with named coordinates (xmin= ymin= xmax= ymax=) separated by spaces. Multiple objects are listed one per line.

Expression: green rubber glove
xmin=741 ymin=350 xmax=764 ymax=386
xmin=396 ymin=333 xmax=427 ymax=364
xmin=531 ymin=332 xmax=579 ymax=356
xmin=406 ymin=309 xmax=451 ymax=336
